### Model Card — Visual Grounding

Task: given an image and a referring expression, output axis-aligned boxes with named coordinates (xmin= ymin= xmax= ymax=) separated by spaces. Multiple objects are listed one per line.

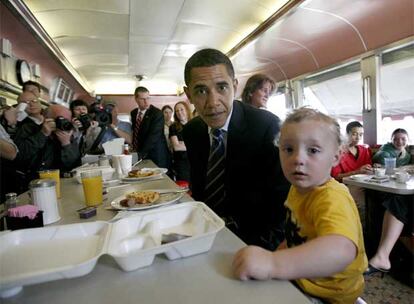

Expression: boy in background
xmin=233 ymin=108 xmax=367 ymax=304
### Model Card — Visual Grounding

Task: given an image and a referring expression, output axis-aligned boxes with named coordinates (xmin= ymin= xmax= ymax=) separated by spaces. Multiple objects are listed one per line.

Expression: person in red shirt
xmin=331 ymin=121 xmax=373 ymax=181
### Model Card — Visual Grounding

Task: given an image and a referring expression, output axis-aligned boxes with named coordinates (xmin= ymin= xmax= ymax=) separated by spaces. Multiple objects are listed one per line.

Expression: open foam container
xmin=0 ymin=202 xmax=224 ymax=298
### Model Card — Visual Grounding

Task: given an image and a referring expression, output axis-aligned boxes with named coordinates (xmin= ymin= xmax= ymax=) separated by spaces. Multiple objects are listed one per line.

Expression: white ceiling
xmin=24 ymin=0 xmax=289 ymax=95
xmin=22 ymin=0 xmax=414 ymax=97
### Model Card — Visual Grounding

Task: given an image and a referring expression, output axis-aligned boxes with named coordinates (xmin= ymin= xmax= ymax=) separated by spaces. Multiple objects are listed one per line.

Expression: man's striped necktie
xmin=132 ymin=112 xmax=143 ymax=151
xmin=204 ymin=128 xmax=226 ymax=208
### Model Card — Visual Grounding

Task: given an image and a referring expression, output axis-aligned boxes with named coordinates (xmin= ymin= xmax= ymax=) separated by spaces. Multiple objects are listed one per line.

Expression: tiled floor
xmin=362 ymin=273 xmax=413 ymax=304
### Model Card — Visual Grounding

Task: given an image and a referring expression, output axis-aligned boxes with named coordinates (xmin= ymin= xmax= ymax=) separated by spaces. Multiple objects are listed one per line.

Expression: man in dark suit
xmin=131 ymin=86 xmax=170 ymax=168
xmin=182 ymin=49 xmax=289 ymax=250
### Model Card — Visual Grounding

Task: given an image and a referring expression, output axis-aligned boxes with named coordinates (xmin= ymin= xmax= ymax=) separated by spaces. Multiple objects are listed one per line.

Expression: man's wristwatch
xmin=112 ymin=124 xmax=118 ymax=131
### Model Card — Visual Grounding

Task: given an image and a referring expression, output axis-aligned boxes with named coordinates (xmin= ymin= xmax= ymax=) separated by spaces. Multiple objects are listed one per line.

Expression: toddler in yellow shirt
xmin=233 ymin=107 xmax=367 ymax=304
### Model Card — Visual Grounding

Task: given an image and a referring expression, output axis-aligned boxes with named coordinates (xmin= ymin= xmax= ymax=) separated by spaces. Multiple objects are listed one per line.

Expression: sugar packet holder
xmin=77 ymin=206 xmax=97 ymax=219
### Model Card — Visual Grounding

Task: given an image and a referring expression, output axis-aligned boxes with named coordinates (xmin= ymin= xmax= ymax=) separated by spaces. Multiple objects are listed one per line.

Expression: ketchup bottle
xmin=123 ymin=144 xmax=129 ymax=155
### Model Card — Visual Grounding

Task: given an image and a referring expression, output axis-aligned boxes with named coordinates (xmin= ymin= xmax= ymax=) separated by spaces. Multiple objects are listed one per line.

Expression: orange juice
xmin=39 ymin=169 xmax=61 ymax=198
xmin=81 ymin=175 xmax=103 ymax=206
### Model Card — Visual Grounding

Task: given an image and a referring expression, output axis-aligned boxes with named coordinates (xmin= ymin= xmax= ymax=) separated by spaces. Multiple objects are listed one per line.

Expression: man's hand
xmin=3 ymin=107 xmax=17 ymax=126
xmin=111 ymin=111 xmax=119 ymax=126
xmin=41 ymin=118 xmax=55 ymax=136
xmin=359 ymin=164 xmax=373 ymax=174
xmin=55 ymin=129 xmax=73 ymax=146
xmin=72 ymin=118 xmax=82 ymax=130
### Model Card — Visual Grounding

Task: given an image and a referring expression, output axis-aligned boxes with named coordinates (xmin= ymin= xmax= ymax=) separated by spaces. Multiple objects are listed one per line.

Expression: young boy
xmin=233 ymin=108 xmax=367 ymax=304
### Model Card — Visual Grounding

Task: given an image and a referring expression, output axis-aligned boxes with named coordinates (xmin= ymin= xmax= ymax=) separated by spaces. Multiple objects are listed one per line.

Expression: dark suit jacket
xmin=183 ymin=101 xmax=290 ymax=249
xmin=131 ymin=105 xmax=170 ymax=168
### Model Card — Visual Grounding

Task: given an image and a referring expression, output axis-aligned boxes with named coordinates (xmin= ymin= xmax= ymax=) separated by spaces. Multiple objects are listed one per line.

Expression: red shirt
xmin=331 ymin=145 xmax=372 ymax=178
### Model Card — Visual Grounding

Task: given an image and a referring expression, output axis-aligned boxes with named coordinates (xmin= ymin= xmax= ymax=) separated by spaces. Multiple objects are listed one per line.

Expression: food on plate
xmin=120 ymin=191 xmax=160 ymax=207
xmin=128 ymin=169 xmax=155 ymax=178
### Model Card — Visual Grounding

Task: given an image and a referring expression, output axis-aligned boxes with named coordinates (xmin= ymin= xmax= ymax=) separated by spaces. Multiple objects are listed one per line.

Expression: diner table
xmin=343 ymin=174 xmax=414 ymax=255
xmin=2 ymin=160 xmax=310 ymax=304
xmin=342 ymin=175 xmax=414 ymax=195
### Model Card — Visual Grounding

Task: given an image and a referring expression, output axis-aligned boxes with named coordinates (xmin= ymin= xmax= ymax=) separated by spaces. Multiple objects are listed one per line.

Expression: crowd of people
xmin=1 ymin=49 xmax=413 ymax=303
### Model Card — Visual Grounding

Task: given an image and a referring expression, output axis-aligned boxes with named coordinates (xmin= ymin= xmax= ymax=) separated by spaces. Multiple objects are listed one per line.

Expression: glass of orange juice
xmin=81 ymin=170 xmax=103 ymax=206
xmin=39 ymin=169 xmax=61 ymax=198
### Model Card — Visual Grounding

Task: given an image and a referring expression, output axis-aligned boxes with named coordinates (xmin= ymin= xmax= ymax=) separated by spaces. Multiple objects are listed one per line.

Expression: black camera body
xmin=55 ymin=116 xmax=73 ymax=131
xmin=90 ymin=103 xmax=113 ymax=126
xmin=78 ymin=113 xmax=91 ymax=131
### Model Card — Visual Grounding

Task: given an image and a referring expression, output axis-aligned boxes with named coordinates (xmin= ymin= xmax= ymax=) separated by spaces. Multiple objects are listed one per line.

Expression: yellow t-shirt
xmin=284 ymin=178 xmax=368 ymax=304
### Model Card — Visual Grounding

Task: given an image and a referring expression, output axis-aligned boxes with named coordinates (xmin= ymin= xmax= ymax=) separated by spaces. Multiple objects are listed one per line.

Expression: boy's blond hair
xmin=282 ymin=107 xmax=342 ymax=147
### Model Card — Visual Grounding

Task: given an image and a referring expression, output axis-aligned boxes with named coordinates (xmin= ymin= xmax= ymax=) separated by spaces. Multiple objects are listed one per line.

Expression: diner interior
xmin=1 ymin=0 xmax=413 ymax=303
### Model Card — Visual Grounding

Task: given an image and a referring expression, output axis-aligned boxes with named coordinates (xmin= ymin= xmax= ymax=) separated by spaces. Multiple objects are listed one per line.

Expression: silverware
xmin=132 ymin=158 xmax=143 ymax=168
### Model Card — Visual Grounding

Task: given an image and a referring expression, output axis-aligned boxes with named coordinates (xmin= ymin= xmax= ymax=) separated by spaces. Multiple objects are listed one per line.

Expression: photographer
xmin=91 ymin=100 xmax=131 ymax=148
xmin=13 ymin=100 xmax=81 ymax=191
xmin=69 ymin=99 xmax=102 ymax=155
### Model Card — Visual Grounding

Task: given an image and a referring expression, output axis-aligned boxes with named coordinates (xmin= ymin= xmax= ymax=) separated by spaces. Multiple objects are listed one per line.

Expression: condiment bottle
xmin=5 ymin=192 xmax=18 ymax=211
xmin=29 ymin=179 xmax=60 ymax=225
xmin=123 ymin=144 xmax=129 ymax=155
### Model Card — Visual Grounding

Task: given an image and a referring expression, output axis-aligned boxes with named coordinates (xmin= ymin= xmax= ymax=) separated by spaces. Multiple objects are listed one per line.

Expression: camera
xmin=77 ymin=113 xmax=91 ymax=131
xmin=55 ymin=116 xmax=73 ymax=131
xmin=90 ymin=102 xmax=113 ymax=126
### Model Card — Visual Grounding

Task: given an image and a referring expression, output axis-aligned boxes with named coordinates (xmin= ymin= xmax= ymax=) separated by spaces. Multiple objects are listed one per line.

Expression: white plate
xmin=121 ymin=168 xmax=164 ymax=182
xmin=111 ymin=190 xmax=184 ymax=210
xmin=139 ymin=167 xmax=168 ymax=174
xmin=350 ymin=174 xmax=369 ymax=181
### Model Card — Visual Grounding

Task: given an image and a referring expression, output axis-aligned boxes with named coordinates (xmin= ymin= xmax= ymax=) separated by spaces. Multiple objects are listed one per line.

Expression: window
xmin=267 ymin=94 xmax=288 ymax=121
xmin=379 ymin=44 xmax=414 ymax=143
xmin=303 ymin=63 xmax=362 ymax=130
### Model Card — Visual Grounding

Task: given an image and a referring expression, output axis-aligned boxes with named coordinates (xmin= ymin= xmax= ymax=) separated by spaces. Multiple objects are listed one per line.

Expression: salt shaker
xmin=5 ymin=192 xmax=18 ymax=211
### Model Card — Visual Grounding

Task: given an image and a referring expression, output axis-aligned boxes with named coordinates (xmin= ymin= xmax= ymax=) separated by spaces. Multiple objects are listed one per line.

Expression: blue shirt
xmin=99 ymin=121 xmax=131 ymax=145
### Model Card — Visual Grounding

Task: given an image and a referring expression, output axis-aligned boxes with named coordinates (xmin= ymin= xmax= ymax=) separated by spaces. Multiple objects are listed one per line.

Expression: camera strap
xmin=89 ymin=125 xmax=107 ymax=154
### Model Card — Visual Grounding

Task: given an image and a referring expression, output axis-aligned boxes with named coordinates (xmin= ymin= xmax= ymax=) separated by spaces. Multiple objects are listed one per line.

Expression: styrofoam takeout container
xmin=74 ymin=165 xmax=115 ymax=183
xmin=0 ymin=202 xmax=224 ymax=297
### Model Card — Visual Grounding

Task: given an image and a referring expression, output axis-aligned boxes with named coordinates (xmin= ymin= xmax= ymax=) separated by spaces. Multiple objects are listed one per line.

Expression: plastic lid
xmin=29 ymin=178 xmax=56 ymax=188
xmin=5 ymin=192 xmax=17 ymax=198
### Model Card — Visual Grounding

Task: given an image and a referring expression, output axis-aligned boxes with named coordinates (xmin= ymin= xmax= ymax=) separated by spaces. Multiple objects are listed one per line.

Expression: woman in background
xmin=169 ymin=102 xmax=192 ymax=182
xmin=162 ymin=105 xmax=173 ymax=152
xmin=372 ymin=128 xmax=411 ymax=166
xmin=365 ymin=129 xmax=412 ymax=276
xmin=241 ymin=74 xmax=276 ymax=109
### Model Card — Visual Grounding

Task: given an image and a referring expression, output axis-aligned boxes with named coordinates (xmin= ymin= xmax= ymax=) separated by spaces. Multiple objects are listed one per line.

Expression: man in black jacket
xmin=13 ymin=98 xmax=80 ymax=191
xmin=130 ymin=86 xmax=170 ymax=168
xmin=182 ymin=49 xmax=289 ymax=250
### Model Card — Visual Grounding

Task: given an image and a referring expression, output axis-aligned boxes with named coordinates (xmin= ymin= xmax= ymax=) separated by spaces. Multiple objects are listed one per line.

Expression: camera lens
xmin=55 ymin=116 xmax=73 ymax=131
xmin=78 ymin=114 xmax=91 ymax=131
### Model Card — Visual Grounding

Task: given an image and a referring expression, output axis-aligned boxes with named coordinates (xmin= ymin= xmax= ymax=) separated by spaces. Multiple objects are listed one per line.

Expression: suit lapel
xmin=227 ymin=101 xmax=247 ymax=158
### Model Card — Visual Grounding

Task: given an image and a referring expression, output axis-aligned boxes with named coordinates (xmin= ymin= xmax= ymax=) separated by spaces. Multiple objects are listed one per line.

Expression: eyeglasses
xmin=22 ymin=99 xmax=39 ymax=104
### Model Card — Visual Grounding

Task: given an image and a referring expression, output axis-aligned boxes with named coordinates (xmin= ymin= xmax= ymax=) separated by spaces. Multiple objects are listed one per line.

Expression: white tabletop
xmin=343 ymin=175 xmax=414 ymax=195
xmin=3 ymin=160 xmax=310 ymax=304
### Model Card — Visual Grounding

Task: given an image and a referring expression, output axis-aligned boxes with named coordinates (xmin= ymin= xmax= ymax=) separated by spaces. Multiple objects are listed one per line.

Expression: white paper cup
xmin=375 ymin=168 xmax=386 ymax=177
xmin=120 ymin=154 xmax=132 ymax=175
xmin=395 ymin=171 xmax=410 ymax=183
xmin=111 ymin=155 xmax=123 ymax=177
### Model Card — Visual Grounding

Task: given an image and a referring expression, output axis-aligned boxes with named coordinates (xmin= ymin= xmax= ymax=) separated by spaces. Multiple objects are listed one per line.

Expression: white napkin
xmin=102 ymin=138 xmax=124 ymax=155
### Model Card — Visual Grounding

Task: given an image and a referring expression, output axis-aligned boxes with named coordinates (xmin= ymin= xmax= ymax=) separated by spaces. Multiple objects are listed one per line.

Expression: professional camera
xmin=77 ymin=113 xmax=92 ymax=131
xmin=90 ymin=102 xmax=113 ymax=126
xmin=55 ymin=116 xmax=74 ymax=131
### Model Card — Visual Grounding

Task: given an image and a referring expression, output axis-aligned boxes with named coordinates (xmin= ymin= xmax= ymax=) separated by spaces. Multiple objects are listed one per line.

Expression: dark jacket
xmin=183 ymin=101 xmax=289 ymax=249
xmin=13 ymin=117 xmax=81 ymax=187
xmin=131 ymin=105 xmax=170 ymax=168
